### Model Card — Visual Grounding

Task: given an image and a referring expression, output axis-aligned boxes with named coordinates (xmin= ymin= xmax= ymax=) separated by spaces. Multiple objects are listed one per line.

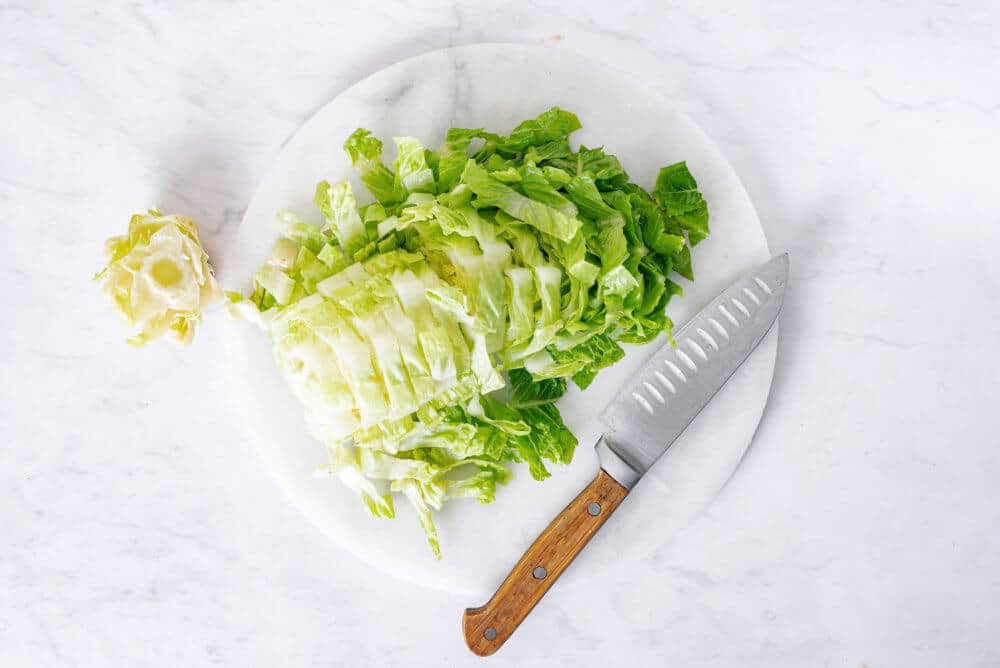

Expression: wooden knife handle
xmin=462 ymin=469 xmax=629 ymax=656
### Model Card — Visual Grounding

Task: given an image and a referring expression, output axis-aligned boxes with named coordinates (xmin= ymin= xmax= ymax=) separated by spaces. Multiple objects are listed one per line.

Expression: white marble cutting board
xmin=222 ymin=44 xmax=776 ymax=596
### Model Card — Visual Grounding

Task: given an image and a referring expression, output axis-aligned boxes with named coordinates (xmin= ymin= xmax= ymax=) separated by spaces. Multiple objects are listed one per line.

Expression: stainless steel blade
xmin=596 ymin=254 xmax=788 ymax=488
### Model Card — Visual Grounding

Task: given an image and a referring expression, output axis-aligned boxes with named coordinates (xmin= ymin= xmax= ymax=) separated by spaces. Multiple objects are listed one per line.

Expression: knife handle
xmin=462 ymin=469 xmax=629 ymax=656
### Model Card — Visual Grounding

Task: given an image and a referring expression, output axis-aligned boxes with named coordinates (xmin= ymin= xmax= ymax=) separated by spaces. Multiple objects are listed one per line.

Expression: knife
xmin=462 ymin=253 xmax=788 ymax=656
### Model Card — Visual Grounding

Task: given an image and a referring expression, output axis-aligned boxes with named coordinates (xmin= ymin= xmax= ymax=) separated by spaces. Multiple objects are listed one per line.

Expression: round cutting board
xmin=222 ymin=44 xmax=776 ymax=596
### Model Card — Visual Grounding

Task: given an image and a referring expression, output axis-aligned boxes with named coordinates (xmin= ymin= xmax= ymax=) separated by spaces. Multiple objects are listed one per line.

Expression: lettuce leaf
xmin=343 ymin=129 xmax=407 ymax=206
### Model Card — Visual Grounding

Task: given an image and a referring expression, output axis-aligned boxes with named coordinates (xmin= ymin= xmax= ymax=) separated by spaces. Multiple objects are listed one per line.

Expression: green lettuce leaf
xmin=393 ymin=137 xmax=436 ymax=194
xmin=653 ymin=161 xmax=710 ymax=246
xmin=343 ymin=129 xmax=407 ymax=206
xmin=462 ymin=161 xmax=581 ymax=242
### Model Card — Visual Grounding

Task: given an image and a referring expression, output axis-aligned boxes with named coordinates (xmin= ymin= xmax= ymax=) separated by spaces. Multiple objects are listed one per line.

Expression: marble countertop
xmin=4 ymin=2 xmax=999 ymax=666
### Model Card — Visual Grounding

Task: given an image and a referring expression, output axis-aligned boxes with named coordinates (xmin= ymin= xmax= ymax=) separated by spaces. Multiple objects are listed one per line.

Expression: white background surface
xmin=4 ymin=1 xmax=999 ymax=666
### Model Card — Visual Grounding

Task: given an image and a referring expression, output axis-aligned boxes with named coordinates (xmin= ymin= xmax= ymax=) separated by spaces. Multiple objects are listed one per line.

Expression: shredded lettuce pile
xmin=239 ymin=108 xmax=709 ymax=556
xmin=97 ymin=210 xmax=222 ymax=345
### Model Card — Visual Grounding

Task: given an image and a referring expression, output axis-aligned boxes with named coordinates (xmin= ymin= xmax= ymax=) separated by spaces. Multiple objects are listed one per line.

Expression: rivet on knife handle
xmin=461 ymin=469 xmax=628 ymax=656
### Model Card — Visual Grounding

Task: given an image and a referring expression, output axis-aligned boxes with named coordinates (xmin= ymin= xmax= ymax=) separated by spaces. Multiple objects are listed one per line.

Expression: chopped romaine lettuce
xmin=242 ymin=108 xmax=709 ymax=556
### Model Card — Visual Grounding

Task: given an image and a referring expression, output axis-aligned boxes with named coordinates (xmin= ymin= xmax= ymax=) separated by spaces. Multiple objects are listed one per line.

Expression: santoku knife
xmin=462 ymin=253 xmax=788 ymax=656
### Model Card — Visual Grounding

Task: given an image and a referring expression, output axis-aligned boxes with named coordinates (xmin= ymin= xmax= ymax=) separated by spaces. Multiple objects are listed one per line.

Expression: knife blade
xmin=596 ymin=252 xmax=788 ymax=488
xmin=462 ymin=254 xmax=788 ymax=656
